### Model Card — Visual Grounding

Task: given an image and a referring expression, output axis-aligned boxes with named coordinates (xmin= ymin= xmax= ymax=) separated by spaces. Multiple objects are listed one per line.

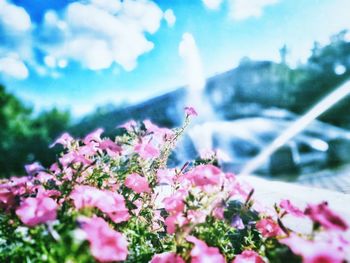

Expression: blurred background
xmin=1 ymin=0 xmax=350 ymax=193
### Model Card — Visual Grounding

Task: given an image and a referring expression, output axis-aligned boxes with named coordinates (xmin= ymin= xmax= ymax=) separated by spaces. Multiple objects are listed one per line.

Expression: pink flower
xmin=36 ymin=171 xmax=55 ymax=183
xmin=50 ymin=132 xmax=74 ymax=148
xmin=157 ymin=169 xmax=176 ymax=185
xmin=163 ymin=189 xmax=187 ymax=214
xmin=185 ymin=164 xmax=223 ymax=188
xmin=118 ymin=120 xmax=137 ymax=131
xmin=59 ymin=151 xmax=92 ymax=168
xmin=0 ymin=176 xmax=34 ymax=210
xmin=36 ymin=186 xmax=61 ymax=198
xmin=280 ymin=199 xmax=304 ymax=217
xmin=125 ymin=173 xmax=151 ymax=194
xmin=79 ymin=216 xmax=128 ymax=262
xmin=212 ymin=206 xmax=225 ymax=220
xmin=150 ymin=252 xmax=185 ymax=263
xmin=0 ymin=185 xmax=16 ymax=210
xmin=184 ymin=106 xmax=198 ymax=117
xmin=304 ymin=202 xmax=348 ymax=231
xmin=280 ymin=233 xmax=344 ymax=263
xmin=16 ymin=196 xmax=58 ymax=227
xmin=25 ymin=162 xmax=44 ymax=176
xmin=99 ymin=139 xmax=122 ymax=157
xmin=78 ymin=144 xmax=98 ymax=157
xmin=83 ymin=128 xmax=104 ymax=145
xmin=233 ymin=250 xmax=265 ymax=263
xmin=143 ymin=120 xmax=174 ymax=139
xmin=135 ymin=138 xmax=160 ymax=159
xmin=70 ymin=186 xmax=130 ymax=223
xmin=224 ymin=174 xmax=252 ymax=199
xmin=256 ymin=218 xmax=283 ymax=238
xmin=187 ymin=210 xmax=207 ymax=224
xmin=165 ymin=213 xmax=188 ymax=234
xmin=186 ymin=236 xmax=225 ymax=263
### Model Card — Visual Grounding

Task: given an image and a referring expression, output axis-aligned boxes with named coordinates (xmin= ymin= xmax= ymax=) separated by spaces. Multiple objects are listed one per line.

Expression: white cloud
xmin=202 ymin=0 xmax=223 ymax=10
xmin=38 ymin=0 xmax=164 ymax=71
xmin=0 ymin=0 xmax=32 ymax=79
xmin=90 ymin=0 xmax=122 ymax=13
xmin=0 ymin=56 xmax=29 ymax=79
xmin=0 ymin=1 xmax=31 ymax=32
xmin=164 ymin=9 xmax=176 ymax=27
xmin=228 ymin=0 xmax=279 ymax=20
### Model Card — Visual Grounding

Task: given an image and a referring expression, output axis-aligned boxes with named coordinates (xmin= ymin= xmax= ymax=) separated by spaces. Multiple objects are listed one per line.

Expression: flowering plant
xmin=0 ymin=108 xmax=349 ymax=263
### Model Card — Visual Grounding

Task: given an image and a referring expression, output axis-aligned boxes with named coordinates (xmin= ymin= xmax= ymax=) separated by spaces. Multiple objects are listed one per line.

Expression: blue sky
xmin=1 ymin=0 xmax=350 ymax=117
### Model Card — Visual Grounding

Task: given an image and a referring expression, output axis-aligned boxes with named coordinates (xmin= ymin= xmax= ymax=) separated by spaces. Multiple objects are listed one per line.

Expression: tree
xmin=0 ymin=85 xmax=71 ymax=177
xmin=292 ymin=30 xmax=350 ymax=127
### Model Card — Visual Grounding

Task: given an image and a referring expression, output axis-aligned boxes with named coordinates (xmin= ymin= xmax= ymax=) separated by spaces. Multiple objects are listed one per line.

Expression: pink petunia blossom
xmin=150 ymin=252 xmax=185 ymax=263
xmin=0 ymin=176 xmax=35 ymax=210
xmin=212 ymin=206 xmax=225 ymax=220
xmin=233 ymin=250 xmax=265 ymax=263
xmin=99 ymin=139 xmax=122 ymax=157
xmin=187 ymin=210 xmax=207 ymax=224
xmin=143 ymin=120 xmax=174 ymax=139
xmin=304 ymin=202 xmax=348 ymax=231
xmin=280 ymin=199 xmax=304 ymax=217
xmin=184 ymin=106 xmax=198 ymax=117
xmin=185 ymin=164 xmax=223 ymax=188
xmin=280 ymin=233 xmax=344 ymax=263
xmin=50 ymin=132 xmax=74 ymax=148
xmin=50 ymin=163 xmax=61 ymax=174
xmin=83 ymin=128 xmax=104 ymax=145
xmin=0 ymin=185 xmax=16 ymax=210
xmin=157 ymin=169 xmax=176 ymax=185
xmin=224 ymin=173 xmax=252 ymax=200
xmin=25 ymin=162 xmax=44 ymax=176
xmin=70 ymin=185 xmax=130 ymax=223
xmin=134 ymin=138 xmax=160 ymax=159
xmin=125 ymin=173 xmax=151 ymax=194
xmin=118 ymin=120 xmax=137 ymax=132
xmin=186 ymin=236 xmax=225 ymax=263
xmin=59 ymin=151 xmax=92 ymax=168
xmin=165 ymin=213 xmax=188 ymax=234
xmin=163 ymin=189 xmax=187 ymax=214
xmin=16 ymin=196 xmax=58 ymax=227
xmin=36 ymin=186 xmax=61 ymax=199
xmin=256 ymin=218 xmax=283 ymax=238
xmin=79 ymin=216 xmax=128 ymax=262
xmin=78 ymin=144 xmax=98 ymax=158
xmin=36 ymin=171 xmax=55 ymax=183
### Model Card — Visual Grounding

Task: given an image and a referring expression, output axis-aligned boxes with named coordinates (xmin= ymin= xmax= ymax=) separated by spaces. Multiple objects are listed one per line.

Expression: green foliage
xmin=0 ymin=212 xmax=94 ymax=263
xmin=0 ymin=85 xmax=71 ymax=178
xmin=264 ymin=238 xmax=301 ymax=263
xmin=292 ymin=30 xmax=350 ymax=127
xmin=192 ymin=217 xmax=237 ymax=261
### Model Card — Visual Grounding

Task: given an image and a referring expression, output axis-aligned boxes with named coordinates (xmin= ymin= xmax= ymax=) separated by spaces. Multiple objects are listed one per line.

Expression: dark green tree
xmin=0 ymin=85 xmax=71 ymax=177
xmin=292 ymin=30 xmax=350 ymax=127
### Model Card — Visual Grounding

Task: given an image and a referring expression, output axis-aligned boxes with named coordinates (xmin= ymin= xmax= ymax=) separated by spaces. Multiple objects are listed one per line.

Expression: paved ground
xmin=296 ymin=164 xmax=350 ymax=194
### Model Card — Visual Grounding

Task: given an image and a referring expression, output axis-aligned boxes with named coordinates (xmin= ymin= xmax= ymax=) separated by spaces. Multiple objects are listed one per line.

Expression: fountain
xmin=178 ymin=33 xmax=218 ymax=153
